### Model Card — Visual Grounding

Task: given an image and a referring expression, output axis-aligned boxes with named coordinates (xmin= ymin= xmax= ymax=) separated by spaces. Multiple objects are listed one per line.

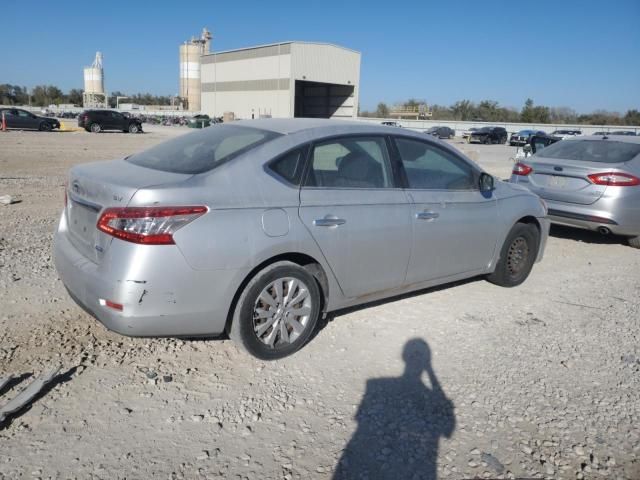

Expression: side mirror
xmin=479 ymin=172 xmax=494 ymax=193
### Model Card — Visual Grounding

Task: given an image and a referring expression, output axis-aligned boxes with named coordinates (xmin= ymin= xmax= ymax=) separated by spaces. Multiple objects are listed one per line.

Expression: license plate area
xmin=547 ymin=175 xmax=567 ymax=188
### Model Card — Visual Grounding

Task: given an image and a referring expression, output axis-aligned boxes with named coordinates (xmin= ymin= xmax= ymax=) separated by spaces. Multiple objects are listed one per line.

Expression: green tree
xmin=623 ymin=109 xmax=640 ymax=126
xmin=451 ymin=100 xmax=474 ymax=120
xmin=67 ymin=88 xmax=84 ymax=106
xmin=375 ymin=102 xmax=390 ymax=118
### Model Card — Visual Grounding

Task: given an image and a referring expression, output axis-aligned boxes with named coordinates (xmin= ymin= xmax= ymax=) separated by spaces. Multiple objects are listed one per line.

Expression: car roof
xmin=233 ymin=118 xmax=406 ymax=135
xmin=562 ymin=135 xmax=640 ymax=143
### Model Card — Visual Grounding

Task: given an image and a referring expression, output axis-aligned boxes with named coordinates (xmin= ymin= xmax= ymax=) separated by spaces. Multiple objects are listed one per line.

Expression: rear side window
xmin=126 ymin=125 xmax=281 ymax=174
xmin=305 ymin=136 xmax=394 ymax=188
xmin=536 ymin=140 xmax=640 ymax=164
xmin=268 ymin=148 xmax=306 ymax=185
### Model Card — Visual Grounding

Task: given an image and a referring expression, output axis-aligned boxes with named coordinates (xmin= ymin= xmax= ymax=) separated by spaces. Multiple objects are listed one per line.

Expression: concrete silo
xmin=179 ymin=28 xmax=211 ymax=111
xmin=83 ymin=52 xmax=107 ymax=108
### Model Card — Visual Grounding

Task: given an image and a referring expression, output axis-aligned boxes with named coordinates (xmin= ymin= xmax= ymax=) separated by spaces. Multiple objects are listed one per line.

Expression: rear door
xmin=298 ymin=135 xmax=412 ymax=298
xmin=393 ymin=136 xmax=498 ymax=283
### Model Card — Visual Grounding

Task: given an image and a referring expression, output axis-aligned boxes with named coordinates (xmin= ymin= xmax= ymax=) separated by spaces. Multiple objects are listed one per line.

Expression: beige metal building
xmin=200 ymin=42 xmax=360 ymax=119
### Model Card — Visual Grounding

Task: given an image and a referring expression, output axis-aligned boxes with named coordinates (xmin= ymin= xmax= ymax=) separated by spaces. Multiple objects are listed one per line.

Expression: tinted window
xmin=17 ymin=110 xmax=32 ymax=118
xmin=305 ymin=137 xmax=393 ymax=188
xmin=269 ymin=148 xmax=305 ymax=185
xmin=536 ymin=140 xmax=640 ymax=164
xmin=395 ymin=137 xmax=476 ymax=190
xmin=127 ymin=125 xmax=281 ymax=174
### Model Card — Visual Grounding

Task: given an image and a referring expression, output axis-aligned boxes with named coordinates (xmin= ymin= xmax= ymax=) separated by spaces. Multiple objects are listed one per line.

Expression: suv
xmin=424 ymin=126 xmax=455 ymax=139
xmin=381 ymin=121 xmax=402 ymax=127
xmin=509 ymin=129 xmax=546 ymax=146
xmin=78 ymin=110 xmax=143 ymax=133
xmin=469 ymin=127 xmax=508 ymax=144
xmin=0 ymin=108 xmax=60 ymax=131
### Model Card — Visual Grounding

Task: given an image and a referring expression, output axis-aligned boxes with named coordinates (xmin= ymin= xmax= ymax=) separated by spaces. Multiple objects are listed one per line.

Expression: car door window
xmin=305 ymin=137 xmax=393 ymax=188
xmin=395 ymin=137 xmax=476 ymax=190
xmin=17 ymin=110 xmax=32 ymax=118
xmin=268 ymin=148 xmax=306 ymax=185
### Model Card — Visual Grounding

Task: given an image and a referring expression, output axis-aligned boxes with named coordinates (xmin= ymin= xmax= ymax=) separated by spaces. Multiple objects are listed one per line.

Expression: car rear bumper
xmin=544 ymin=199 xmax=640 ymax=237
xmin=53 ymin=212 xmax=247 ymax=337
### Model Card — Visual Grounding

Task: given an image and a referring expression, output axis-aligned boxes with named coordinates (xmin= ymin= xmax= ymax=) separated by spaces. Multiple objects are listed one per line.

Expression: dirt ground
xmin=1 ymin=125 xmax=639 ymax=480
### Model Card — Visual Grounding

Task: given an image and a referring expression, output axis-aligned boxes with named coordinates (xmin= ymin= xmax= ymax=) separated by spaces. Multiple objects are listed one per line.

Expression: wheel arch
xmin=224 ymin=252 xmax=329 ymax=334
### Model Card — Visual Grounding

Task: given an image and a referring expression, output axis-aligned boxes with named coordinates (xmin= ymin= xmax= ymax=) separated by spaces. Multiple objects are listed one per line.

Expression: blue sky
xmin=1 ymin=0 xmax=638 ymax=113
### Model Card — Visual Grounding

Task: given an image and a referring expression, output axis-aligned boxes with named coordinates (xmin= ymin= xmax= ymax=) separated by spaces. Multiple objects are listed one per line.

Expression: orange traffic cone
xmin=1 ymin=111 xmax=6 ymax=132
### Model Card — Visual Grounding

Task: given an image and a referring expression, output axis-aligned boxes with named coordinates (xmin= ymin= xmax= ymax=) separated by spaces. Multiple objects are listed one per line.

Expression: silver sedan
xmin=54 ymin=119 xmax=549 ymax=359
xmin=511 ymin=135 xmax=640 ymax=248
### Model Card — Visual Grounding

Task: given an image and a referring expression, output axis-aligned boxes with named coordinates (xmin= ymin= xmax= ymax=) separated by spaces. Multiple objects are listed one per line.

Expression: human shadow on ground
xmin=333 ymin=338 xmax=455 ymax=480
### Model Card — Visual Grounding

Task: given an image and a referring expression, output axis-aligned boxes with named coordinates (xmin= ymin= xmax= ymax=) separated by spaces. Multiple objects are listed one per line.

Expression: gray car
xmin=510 ymin=135 xmax=640 ymax=248
xmin=54 ymin=119 xmax=549 ymax=359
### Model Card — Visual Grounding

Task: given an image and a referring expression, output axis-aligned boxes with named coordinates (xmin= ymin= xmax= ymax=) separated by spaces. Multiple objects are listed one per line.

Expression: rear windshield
xmin=126 ymin=125 xmax=281 ymax=174
xmin=535 ymin=139 xmax=640 ymax=164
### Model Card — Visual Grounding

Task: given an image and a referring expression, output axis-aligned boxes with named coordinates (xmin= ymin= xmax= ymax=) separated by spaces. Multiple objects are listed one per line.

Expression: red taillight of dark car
xmin=97 ymin=206 xmax=208 ymax=245
xmin=587 ymin=172 xmax=640 ymax=187
xmin=512 ymin=162 xmax=533 ymax=176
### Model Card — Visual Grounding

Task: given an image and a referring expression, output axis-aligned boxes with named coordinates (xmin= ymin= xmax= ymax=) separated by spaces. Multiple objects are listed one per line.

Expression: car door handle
xmin=416 ymin=211 xmax=440 ymax=220
xmin=313 ymin=215 xmax=346 ymax=227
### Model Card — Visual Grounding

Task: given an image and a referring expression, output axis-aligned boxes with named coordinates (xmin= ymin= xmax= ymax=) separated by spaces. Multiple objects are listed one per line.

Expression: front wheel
xmin=487 ymin=223 xmax=540 ymax=287
xmin=628 ymin=236 xmax=640 ymax=249
xmin=128 ymin=123 xmax=139 ymax=133
xmin=484 ymin=136 xmax=491 ymax=145
xmin=90 ymin=123 xmax=101 ymax=133
xmin=229 ymin=261 xmax=321 ymax=360
xmin=39 ymin=122 xmax=52 ymax=132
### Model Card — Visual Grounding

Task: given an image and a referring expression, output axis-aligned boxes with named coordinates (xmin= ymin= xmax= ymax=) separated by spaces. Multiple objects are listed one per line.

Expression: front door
xmin=393 ymin=136 xmax=499 ymax=284
xmin=298 ymin=135 xmax=412 ymax=298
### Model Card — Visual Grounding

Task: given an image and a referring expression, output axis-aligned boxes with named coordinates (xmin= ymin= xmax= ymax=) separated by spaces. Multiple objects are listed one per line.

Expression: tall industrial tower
xmin=83 ymin=52 xmax=107 ymax=108
xmin=179 ymin=28 xmax=212 ymax=111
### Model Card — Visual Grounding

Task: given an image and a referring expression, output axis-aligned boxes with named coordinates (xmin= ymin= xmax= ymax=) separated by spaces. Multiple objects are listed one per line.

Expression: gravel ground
xmin=1 ymin=126 xmax=639 ymax=479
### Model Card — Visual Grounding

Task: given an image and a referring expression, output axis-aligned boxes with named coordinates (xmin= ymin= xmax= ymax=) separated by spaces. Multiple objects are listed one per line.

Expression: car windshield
xmin=126 ymin=125 xmax=281 ymax=174
xmin=517 ymin=130 xmax=533 ymax=135
xmin=535 ymin=139 xmax=640 ymax=164
xmin=477 ymin=127 xmax=491 ymax=132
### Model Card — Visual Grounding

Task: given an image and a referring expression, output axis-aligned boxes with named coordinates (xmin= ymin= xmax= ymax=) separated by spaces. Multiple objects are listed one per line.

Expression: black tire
xmin=229 ymin=261 xmax=322 ymax=360
xmin=39 ymin=122 xmax=52 ymax=132
xmin=128 ymin=123 xmax=139 ymax=134
xmin=628 ymin=236 xmax=640 ymax=249
xmin=90 ymin=123 xmax=101 ymax=133
xmin=484 ymin=136 xmax=491 ymax=145
xmin=487 ymin=223 xmax=540 ymax=287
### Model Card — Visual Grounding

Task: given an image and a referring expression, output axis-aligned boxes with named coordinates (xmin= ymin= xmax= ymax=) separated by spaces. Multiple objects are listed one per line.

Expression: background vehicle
xmin=510 ymin=129 xmax=546 ymax=146
xmin=610 ymin=131 xmax=637 ymax=136
xmin=188 ymin=114 xmax=211 ymax=128
xmin=78 ymin=110 xmax=143 ymax=133
xmin=461 ymin=127 xmax=478 ymax=139
xmin=550 ymin=129 xmax=582 ymax=139
xmin=0 ymin=108 xmax=60 ymax=131
xmin=54 ymin=119 xmax=548 ymax=359
xmin=424 ymin=126 xmax=455 ymax=139
xmin=510 ymin=136 xmax=640 ymax=248
xmin=381 ymin=121 xmax=402 ymax=127
xmin=469 ymin=127 xmax=508 ymax=144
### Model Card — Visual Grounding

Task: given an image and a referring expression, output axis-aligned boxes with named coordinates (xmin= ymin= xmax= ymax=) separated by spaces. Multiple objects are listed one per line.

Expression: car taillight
xmin=512 ymin=162 xmax=533 ymax=176
xmin=97 ymin=206 xmax=208 ymax=245
xmin=587 ymin=172 xmax=640 ymax=186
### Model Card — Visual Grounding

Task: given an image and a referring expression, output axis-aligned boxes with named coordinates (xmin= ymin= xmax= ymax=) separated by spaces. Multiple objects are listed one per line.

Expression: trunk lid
xmin=66 ymin=159 xmax=192 ymax=263
xmin=524 ymin=157 xmax=614 ymax=205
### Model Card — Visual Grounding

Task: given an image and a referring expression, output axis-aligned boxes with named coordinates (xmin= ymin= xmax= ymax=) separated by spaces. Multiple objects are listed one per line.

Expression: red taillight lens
xmin=587 ymin=172 xmax=640 ymax=186
xmin=97 ymin=206 xmax=207 ymax=245
xmin=512 ymin=162 xmax=533 ymax=176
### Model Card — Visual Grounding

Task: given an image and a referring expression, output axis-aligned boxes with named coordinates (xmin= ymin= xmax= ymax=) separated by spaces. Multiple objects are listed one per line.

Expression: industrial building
xmin=179 ymin=28 xmax=212 ymax=111
xmin=199 ymin=42 xmax=361 ymax=119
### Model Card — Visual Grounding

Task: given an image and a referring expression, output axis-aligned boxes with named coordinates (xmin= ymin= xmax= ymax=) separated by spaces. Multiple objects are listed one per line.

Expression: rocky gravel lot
xmin=1 ymin=126 xmax=639 ymax=479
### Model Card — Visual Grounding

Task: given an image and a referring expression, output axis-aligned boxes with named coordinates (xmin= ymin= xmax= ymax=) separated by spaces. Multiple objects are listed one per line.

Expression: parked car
xmin=381 ymin=121 xmax=402 ymax=127
xmin=529 ymin=134 xmax=561 ymax=154
xmin=510 ymin=135 xmax=640 ymax=248
xmin=54 ymin=119 xmax=549 ymax=359
xmin=469 ymin=127 xmax=508 ymax=144
xmin=461 ymin=127 xmax=478 ymax=139
xmin=509 ymin=129 xmax=546 ymax=146
xmin=424 ymin=126 xmax=455 ymax=139
xmin=610 ymin=131 xmax=637 ymax=136
xmin=0 ymin=107 xmax=60 ymax=131
xmin=550 ymin=129 xmax=582 ymax=140
xmin=78 ymin=110 xmax=143 ymax=133
xmin=188 ymin=114 xmax=212 ymax=129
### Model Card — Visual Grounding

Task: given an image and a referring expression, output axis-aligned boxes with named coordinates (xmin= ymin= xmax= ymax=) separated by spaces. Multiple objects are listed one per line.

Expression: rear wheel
xmin=90 ymin=123 xmax=101 ymax=133
xmin=39 ymin=122 xmax=52 ymax=132
xmin=628 ymin=236 xmax=640 ymax=249
xmin=128 ymin=123 xmax=139 ymax=134
xmin=229 ymin=261 xmax=322 ymax=360
xmin=487 ymin=223 xmax=540 ymax=287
